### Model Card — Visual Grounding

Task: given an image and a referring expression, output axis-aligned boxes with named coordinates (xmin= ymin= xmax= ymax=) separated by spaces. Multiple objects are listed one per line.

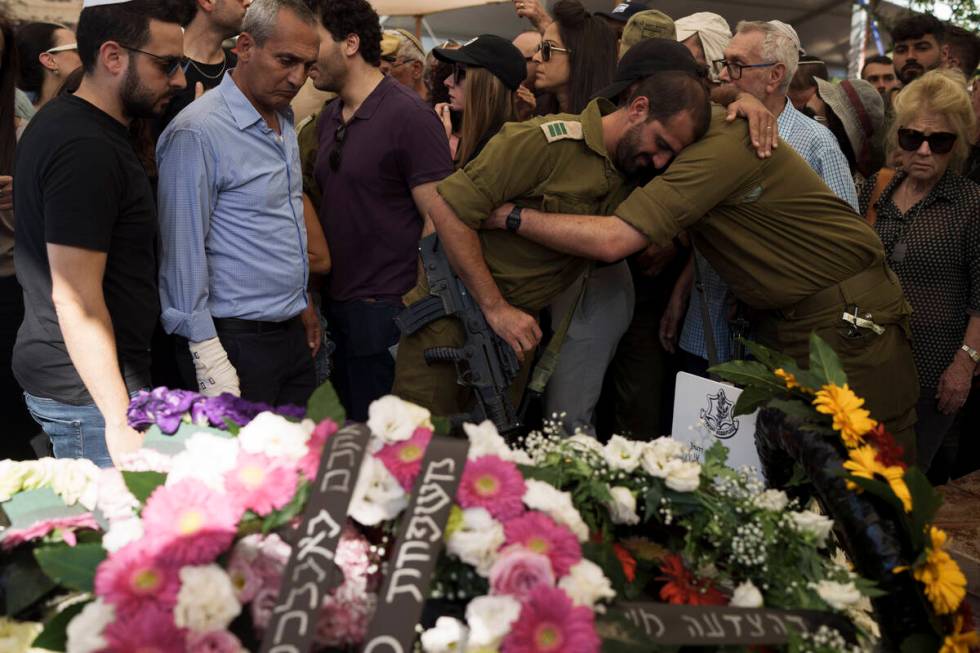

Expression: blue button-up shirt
xmin=157 ymin=72 xmax=308 ymax=342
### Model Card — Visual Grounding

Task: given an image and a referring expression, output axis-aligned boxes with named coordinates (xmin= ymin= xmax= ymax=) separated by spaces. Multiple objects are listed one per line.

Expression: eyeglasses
xmin=45 ymin=43 xmax=78 ymax=54
xmin=897 ymin=128 xmax=957 ymax=154
xmin=713 ymin=59 xmax=777 ymax=80
xmin=452 ymin=63 xmax=467 ymax=85
xmin=536 ymin=41 xmax=571 ymax=62
xmin=328 ymin=121 xmax=348 ymax=172
xmin=120 ymin=45 xmax=186 ymax=78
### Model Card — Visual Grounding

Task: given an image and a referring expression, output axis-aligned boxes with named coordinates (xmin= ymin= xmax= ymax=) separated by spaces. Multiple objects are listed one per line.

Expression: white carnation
xmin=811 ymin=580 xmax=862 ymax=610
xmin=446 ymin=507 xmax=504 ymax=576
xmin=237 ymin=412 xmax=313 ymax=461
xmin=348 ymin=455 xmax=408 ymax=526
xmin=603 ymin=435 xmax=643 ymax=472
xmin=94 ymin=469 xmax=140 ymax=523
xmin=117 ymin=448 xmax=173 ymax=473
xmin=463 ymin=420 xmax=531 ymax=464
xmin=174 ymin=565 xmax=241 ymax=633
xmin=0 ymin=460 xmax=25 ymax=502
xmin=522 ymin=480 xmax=589 ymax=542
xmin=420 ymin=616 xmax=468 ymax=653
xmin=558 ymin=559 xmax=616 ymax=610
xmin=367 ymin=395 xmax=432 ymax=446
xmin=730 ymin=580 xmax=764 ymax=608
xmin=166 ymin=431 xmax=240 ymax=491
xmin=19 ymin=458 xmax=59 ymax=492
xmin=641 ymin=438 xmax=689 ymax=477
xmin=753 ymin=489 xmax=790 ymax=512
xmin=664 ymin=459 xmax=701 ymax=493
xmin=102 ymin=517 xmax=144 ymax=553
xmin=66 ymin=599 xmax=114 ymax=653
xmin=465 ymin=595 xmax=521 ymax=649
xmin=50 ymin=458 xmax=101 ymax=510
xmin=790 ymin=510 xmax=834 ymax=547
xmin=605 ymin=486 xmax=640 ymax=525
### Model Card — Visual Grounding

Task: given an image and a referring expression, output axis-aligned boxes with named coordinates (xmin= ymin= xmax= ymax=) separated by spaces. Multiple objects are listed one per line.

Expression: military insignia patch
xmin=540 ymin=120 xmax=584 ymax=142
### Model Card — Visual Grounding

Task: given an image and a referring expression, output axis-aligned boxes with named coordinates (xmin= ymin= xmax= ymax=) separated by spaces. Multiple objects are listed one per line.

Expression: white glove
xmin=188 ymin=337 xmax=241 ymax=397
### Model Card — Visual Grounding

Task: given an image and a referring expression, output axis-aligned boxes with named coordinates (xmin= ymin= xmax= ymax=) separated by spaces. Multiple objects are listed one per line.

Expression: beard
xmin=311 ymin=50 xmax=347 ymax=93
xmin=120 ymin=58 xmax=170 ymax=120
xmin=898 ymin=61 xmax=925 ymax=84
xmin=614 ymin=122 xmax=666 ymax=185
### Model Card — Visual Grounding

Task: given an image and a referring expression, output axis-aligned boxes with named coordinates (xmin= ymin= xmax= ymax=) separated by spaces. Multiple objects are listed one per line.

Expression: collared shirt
xmin=157 ymin=71 xmax=308 ymax=342
xmin=679 ymin=102 xmax=863 ymax=361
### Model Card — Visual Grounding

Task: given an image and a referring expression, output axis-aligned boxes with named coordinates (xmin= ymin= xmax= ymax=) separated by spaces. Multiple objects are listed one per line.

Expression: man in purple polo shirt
xmin=308 ymin=0 xmax=452 ymax=420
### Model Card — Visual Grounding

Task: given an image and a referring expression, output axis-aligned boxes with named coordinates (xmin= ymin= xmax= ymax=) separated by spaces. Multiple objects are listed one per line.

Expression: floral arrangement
xmin=710 ymin=334 xmax=978 ymax=653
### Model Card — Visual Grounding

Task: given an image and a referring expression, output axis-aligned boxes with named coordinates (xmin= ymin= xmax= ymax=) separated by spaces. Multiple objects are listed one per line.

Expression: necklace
xmin=187 ymin=52 xmax=227 ymax=80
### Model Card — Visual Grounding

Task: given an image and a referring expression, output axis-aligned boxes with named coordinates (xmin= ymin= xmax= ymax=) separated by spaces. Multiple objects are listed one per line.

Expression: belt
xmin=790 ymin=263 xmax=894 ymax=317
xmin=213 ymin=316 xmax=298 ymax=335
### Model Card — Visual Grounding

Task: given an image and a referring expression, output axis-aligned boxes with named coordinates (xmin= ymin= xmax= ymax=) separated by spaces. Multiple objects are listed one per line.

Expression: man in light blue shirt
xmin=157 ymin=0 xmax=322 ymax=405
xmin=676 ymin=19 xmax=859 ymax=372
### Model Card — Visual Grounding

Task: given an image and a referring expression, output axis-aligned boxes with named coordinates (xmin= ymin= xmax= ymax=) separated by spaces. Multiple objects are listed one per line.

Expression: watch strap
xmin=506 ymin=207 xmax=523 ymax=233
xmin=961 ymin=344 xmax=980 ymax=364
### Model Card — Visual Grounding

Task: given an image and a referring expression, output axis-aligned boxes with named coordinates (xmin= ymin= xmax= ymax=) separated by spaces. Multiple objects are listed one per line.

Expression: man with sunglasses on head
xmin=306 ymin=0 xmax=452 ymax=421
xmin=379 ymin=28 xmax=427 ymax=102
xmin=13 ymin=0 xmax=186 ymax=466
xmin=157 ymin=0 xmax=322 ymax=407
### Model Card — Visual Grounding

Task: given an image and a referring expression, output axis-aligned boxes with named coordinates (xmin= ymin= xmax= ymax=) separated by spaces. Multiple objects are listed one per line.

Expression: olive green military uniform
xmin=393 ymin=98 xmax=633 ymax=416
xmin=296 ymin=100 xmax=336 ymax=211
xmin=615 ymin=106 xmax=919 ymax=451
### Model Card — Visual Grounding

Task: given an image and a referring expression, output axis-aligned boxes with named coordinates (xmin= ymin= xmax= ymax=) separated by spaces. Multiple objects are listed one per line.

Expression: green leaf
xmin=709 ymin=359 xmax=788 ymax=394
xmin=431 ymin=416 xmax=451 ymax=436
xmin=582 ymin=541 xmax=628 ymax=592
xmin=34 ymin=543 xmax=106 ymax=592
xmin=740 ymin=339 xmax=796 ymax=370
xmin=32 ymin=599 xmax=90 ymax=652
xmin=121 ymin=471 xmax=167 ymax=505
xmin=808 ymin=332 xmax=848 ymax=387
xmin=848 ymin=476 xmax=905 ymax=517
xmin=222 ymin=417 xmax=241 ymax=435
xmin=0 ymin=544 xmax=58 ymax=617
xmin=767 ymin=398 xmax=820 ymax=423
xmin=732 ymin=384 xmax=774 ymax=416
xmin=643 ymin=483 xmax=665 ymax=524
xmin=306 ymin=380 xmax=345 ymax=425
xmin=905 ymin=468 xmax=942 ymax=549
xmin=786 ymin=462 xmax=810 ymax=487
xmin=262 ymin=481 xmax=311 ymax=534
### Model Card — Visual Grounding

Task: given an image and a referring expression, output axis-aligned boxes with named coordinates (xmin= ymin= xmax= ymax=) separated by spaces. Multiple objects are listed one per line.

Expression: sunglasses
xmin=452 ymin=63 xmax=467 ymax=85
xmin=536 ymin=41 xmax=571 ymax=62
xmin=45 ymin=43 xmax=78 ymax=54
xmin=897 ymin=128 xmax=957 ymax=154
xmin=328 ymin=121 xmax=348 ymax=172
xmin=120 ymin=45 xmax=186 ymax=78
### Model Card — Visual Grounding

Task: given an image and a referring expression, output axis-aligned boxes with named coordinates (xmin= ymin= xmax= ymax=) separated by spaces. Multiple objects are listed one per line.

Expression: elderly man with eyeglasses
xmin=379 ymin=28 xmax=428 ymax=101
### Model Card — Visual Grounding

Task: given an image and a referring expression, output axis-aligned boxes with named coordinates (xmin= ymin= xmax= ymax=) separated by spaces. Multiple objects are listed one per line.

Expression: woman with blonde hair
xmin=859 ymin=69 xmax=980 ymax=479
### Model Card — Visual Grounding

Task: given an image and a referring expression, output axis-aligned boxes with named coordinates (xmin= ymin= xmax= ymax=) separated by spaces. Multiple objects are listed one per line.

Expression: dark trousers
xmin=325 ymin=298 xmax=401 ymax=422
xmin=177 ymin=318 xmax=316 ymax=407
xmin=0 ymin=275 xmax=37 ymax=460
xmin=915 ymin=388 xmax=960 ymax=482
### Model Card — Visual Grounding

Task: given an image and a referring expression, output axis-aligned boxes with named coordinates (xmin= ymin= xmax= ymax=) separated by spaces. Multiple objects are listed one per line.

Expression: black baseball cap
xmin=433 ymin=35 xmax=527 ymax=92
xmin=596 ymin=2 xmax=651 ymax=23
xmin=593 ymin=38 xmax=706 ymax=100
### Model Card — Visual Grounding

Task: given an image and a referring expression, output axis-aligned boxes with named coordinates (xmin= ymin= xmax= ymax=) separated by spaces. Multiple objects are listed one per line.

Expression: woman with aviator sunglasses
xmin=859 ymin=69 xmax=980 ymax=480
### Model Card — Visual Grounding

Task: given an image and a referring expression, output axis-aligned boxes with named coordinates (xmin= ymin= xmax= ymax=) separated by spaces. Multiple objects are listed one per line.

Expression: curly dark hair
xmin=890 ymin=13 xmax=945 ymax=45
xmin=313 ymin=0 xmax=382 ymax=67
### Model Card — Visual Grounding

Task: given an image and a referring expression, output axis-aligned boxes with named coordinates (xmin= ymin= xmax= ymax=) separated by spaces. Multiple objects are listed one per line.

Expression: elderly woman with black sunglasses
xmin=859 ymin=69 xmax=980 ymax=477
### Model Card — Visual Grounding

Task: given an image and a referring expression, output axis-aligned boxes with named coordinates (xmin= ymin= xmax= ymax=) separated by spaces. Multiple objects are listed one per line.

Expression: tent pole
xmin=415 ymin=15 xmax=423 ymax=40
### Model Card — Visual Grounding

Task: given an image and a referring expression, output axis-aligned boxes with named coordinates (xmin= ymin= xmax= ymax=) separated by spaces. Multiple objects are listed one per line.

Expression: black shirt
xmin=13 ymin=95 xmax=159 ymax=404
xmin=156 ymin=50 xmax=237 ymax=136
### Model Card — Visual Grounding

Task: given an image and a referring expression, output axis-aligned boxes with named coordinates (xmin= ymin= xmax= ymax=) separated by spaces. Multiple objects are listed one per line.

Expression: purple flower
xmin=127 ymin=387 xmax=200 ymax=434
xmin=128 ymin=387 xmax=308 ymax=434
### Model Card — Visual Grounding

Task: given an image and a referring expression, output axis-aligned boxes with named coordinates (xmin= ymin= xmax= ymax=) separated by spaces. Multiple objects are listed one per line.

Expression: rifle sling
xmin=527 ymin=267 xmax=591 ymax=396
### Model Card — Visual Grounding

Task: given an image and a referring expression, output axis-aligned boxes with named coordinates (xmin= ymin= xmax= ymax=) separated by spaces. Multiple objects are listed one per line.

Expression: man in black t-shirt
xmin=156 ymin=0 xmax=248 ymax=133
xmin=13 ymin=0 xmax=186 ymax=467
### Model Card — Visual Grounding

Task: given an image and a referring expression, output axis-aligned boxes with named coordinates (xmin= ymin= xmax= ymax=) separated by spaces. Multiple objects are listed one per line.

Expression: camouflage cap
xmin=619 ymin=10 xmax=677 ymax=59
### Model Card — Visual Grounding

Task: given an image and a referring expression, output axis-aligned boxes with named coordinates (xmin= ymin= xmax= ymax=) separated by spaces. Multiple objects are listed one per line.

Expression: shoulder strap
xmin=864 ymin=168 xmax=896 ymax=228
xmin=526 ymin=269 xmax=590 ymax=396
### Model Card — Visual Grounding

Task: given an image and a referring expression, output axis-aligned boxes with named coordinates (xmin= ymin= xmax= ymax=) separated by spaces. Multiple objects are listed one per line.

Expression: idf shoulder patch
xmin=540 ymin=120 xmax=584 ymax=143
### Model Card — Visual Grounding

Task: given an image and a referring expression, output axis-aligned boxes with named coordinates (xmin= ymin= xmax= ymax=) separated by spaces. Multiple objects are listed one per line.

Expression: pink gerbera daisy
xmin=103 ymin=605 xmax=186 ymax=653
xmin=141 ymin=479 xmax=242 ymax=565
xmin=375 ymin=427 xmax=433 ymax=491
xmin=299 ymin=419 xmax=339 ymax=482
xmin=94 ymin=542 xmax=181 ymax=617
xmin=457 ymin=455 xmax=526 ymax=521
xmin=502 ymin=585 xmax=599 ymax=653
xmin=503 ymin=512 xmax=581 ymax=577
xmin=224 ymin=452 xmax=299 ymax=516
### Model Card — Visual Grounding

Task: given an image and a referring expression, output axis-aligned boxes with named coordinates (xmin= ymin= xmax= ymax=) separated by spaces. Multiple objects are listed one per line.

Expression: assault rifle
xmin=395 ymin=234 xmax=522 ymax=436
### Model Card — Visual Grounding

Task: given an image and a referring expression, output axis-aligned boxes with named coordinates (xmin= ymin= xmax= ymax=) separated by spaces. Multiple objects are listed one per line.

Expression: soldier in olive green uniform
xmin=490 ymin=104 xmax=919 ymax=451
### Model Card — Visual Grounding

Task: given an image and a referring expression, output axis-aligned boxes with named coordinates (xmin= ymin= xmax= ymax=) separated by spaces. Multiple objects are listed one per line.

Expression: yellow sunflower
xmin=940 ymin=616 xmax=980 ymax=653
xmin=914 ymin=528 xmax=967 ymax=615
xmin=843 ymin=445 xmax=886 ymax=489
xmin=880 ymin=465 xmax=913 ymax=513
xmin=813 ymin=384 xmax=876 ymax=447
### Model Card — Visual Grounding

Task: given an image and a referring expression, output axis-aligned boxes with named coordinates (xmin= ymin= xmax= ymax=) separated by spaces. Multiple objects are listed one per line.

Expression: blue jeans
xmin=23 ymin=393 xmax=118 ymax=468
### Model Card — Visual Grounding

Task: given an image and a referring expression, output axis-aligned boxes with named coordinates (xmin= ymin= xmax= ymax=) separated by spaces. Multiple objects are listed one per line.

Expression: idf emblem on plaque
xmin=699 ymin=389 xmax=739 ymax=439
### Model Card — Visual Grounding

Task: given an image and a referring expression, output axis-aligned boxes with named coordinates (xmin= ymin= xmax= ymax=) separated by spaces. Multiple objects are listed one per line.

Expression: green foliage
xmin=262 ymin=480 xmax=312 ymax=534
xmin=808 ymin=332 xmax=848 ymax=387
xmin=121 ymin=471 xmax=167 ymax=505
xmin=32 ymin=599 xmax=90 ymax=652
xmin=768 ymin=398 xmax=821 ymax=422
xmin=582 ymin=541 xmax=628 ymax=593
xmin=431 ymin=416 xmax=451 ymax=437
xmin=223 ymin=417 xmax=241 ymax=435
xmin=34 ymin=543 xmax=106 ymax=592
xmin=306 ymin=380 xmax=346 ymax=425
xmin=0 ymin=545 xmax=58 ymax=617
xmin=905 ymin=468 xmax=943 ymax=551
xmin=709 ymin=359 xmax=787 ymax=395
xmin=847 ymin=476 xmax=905 ymax=517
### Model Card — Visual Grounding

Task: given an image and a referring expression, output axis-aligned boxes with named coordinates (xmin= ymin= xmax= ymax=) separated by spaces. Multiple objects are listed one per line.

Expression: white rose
xmin=730 ymin=580 xmax=764 ymax=608
xmin=605 ymin=486 xmax=640 ymax=525
xmin=603 ymin=435 xmax=643 ymax=472
xmin=348 ymin=455 xmax=408 ymax=526
xmin=446 ymin=507 xmax=505 ymax=576
xmin=463 ymin=420 xmax=531 ymax=465
xmin=66 ymin=599 xmax=115 ymax=653
xmin=174 ymin=565 xmax=241 ymax=633
xmin=166 ymin=432 xmax=240 ymax=492
xmin=102 ymin=517 xmax=144 ymax=553
xmin=522 ymin=480 xmax=589 ymax=542
xmin=237 ymin=412 xmax=313 ymax=462
xmin=420 ymin=616 xmax=468 ymax=653
xmin=752 ymin=489 xmax=790 ymax=512
xmin=367 ymin=395 xmax=432 ymax=446
xmin=465 ymin=595 xmax=521 ymax=649
xmin=19 ymin=458 xmax=59 ymax=491
xmin=641 ymin=438 xmax=688 ymax=477
xmin=664 ymin=459 xmax=701 ymax=493
xmin=95 ymin=469 xmax=140 ymax=523
xmin=558 ymin=559 xmax=616 ymax=610
xmin=50 ymin=458 xmax=101 ymax=510
xmin=790 ymin=510 xmax=834 ymax=547
xmin=567 ymin=433 xmax=604 ymax=457
xmin=117 ymin=448 xmax=173 ymax=473
xmin=0 ymin=461 xmax=28 ymax=502
xmin=811 ymin=580 xmax=862 ymax=611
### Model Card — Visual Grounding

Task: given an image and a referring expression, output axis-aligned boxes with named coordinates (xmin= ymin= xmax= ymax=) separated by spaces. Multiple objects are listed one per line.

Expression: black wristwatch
xmin=506 ymin=206 xmax=523 ymax=233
